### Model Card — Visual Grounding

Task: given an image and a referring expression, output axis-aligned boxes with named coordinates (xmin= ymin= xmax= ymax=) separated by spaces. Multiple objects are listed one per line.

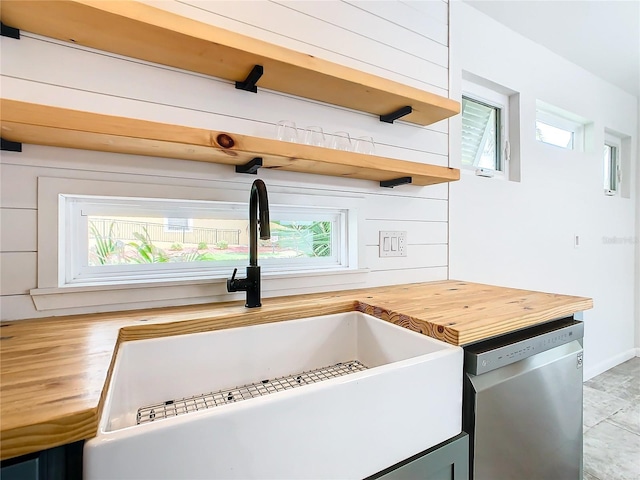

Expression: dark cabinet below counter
xmin=368 ymin=433 xmax=469 ymax=480
xmin=0 ymin=441 xmax=83 ymax=480
xmin=2 ymin=435 xmax=467 ymax=479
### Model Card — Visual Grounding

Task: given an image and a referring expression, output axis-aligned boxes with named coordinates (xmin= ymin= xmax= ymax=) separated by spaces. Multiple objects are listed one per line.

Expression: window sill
xmin=30 ymin=268 xmax=370 ymax=313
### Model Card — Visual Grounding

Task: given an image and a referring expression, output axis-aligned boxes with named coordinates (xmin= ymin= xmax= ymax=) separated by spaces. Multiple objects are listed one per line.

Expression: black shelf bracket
xmin=235 ymin=65 xmax=264 ymax=93
xmin=1 ymin=22 xmax=20 ymax=39
xmin=380 ymin=106 xmax=412 ymax=124
xmin=236 ymin=157 xmax=263 ymax=175
xmin=380 ymin=176 xmax=412 ymax=188
xmin=1 ymin=138 xmax=22 ymax=152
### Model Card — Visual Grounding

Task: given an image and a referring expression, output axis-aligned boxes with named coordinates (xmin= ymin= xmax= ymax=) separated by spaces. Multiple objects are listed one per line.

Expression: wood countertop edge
xmin=117 ymin=300 xmax=358 ymax=343
xmin=356 ymin=297 xmax=593 ymax=346
xmin=355 ymin=302 xmax=460 ymax=345
xmin=0 ymin=281 xmax=593 ymax=460
xmin=0 ymin=408 xmax=99 ymax=461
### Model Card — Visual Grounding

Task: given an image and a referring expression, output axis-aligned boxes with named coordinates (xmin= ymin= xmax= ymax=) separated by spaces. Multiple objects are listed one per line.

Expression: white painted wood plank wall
xmin=0 ymin=0 xmax=451 ymax=320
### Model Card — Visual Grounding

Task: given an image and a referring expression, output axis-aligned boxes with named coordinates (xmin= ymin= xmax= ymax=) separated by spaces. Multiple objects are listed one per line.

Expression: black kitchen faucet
xmin=227 ymin=179 xmax=270 ymax=308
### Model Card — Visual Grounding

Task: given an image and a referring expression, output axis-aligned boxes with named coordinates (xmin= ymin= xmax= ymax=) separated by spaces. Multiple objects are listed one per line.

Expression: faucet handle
xmin=227 ymin=268 xmax=238 ymax=292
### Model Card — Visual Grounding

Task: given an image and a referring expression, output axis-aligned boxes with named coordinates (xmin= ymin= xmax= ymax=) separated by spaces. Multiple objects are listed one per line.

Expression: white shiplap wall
xmin=0 ymin=0 xmax=451 ymax=321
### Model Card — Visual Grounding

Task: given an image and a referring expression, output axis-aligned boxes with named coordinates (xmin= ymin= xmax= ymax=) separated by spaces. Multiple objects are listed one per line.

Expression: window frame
xmin=63 ymin=196 xmax=351 ymax=286
xmin=461 ymin=79 xmax=509 ymax=178
xmin=604 ymin=133 xmax=622 ymax=196
xmin=34 ymin=176 xmax=365 ymax=312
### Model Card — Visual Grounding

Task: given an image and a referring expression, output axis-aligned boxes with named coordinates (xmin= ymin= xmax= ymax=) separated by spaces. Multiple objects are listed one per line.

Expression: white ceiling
xmin=465 ymin=1 xmax=640 ymax=98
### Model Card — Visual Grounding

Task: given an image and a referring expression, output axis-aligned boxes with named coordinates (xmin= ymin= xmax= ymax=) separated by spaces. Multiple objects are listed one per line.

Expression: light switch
xmin=379 ymin=231 xmax=407 ymax=257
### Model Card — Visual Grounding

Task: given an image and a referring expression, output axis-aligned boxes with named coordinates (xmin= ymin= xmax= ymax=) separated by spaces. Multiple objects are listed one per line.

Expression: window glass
xmin=462 ymin=96 xmax=500 ymax=171
xmin=535 ymin=100 xmax=588 ymax=151
xmin=88 ymin=215 xmax=333 ymax=266
xmin=603 ymin=143 xmax=619 ymax=193
xmin=64 ymin=195 xmax=347 ymax=285
xmin=535 ymin=121 xmax=574 ymax=149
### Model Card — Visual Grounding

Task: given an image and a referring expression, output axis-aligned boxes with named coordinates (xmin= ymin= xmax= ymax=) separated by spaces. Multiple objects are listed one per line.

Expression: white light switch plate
xmin=379 ymin=231 xmax=407 ymax=257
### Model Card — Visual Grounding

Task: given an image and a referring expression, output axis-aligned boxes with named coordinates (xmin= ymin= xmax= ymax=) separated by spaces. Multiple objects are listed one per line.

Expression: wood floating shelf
xmin=0 ymin=99 xmax=461 ymax=187
xmin=0 ymin=0 xmax=460 ymax=127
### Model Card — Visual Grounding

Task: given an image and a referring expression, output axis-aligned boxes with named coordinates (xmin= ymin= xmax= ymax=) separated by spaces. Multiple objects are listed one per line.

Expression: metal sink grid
xmin=136 ymin=360 xmax=368 ymax=425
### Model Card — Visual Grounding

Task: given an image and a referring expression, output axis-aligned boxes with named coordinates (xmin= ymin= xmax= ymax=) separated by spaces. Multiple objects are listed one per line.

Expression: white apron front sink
xmin=84 ymin=311 xmax=463 ymax=479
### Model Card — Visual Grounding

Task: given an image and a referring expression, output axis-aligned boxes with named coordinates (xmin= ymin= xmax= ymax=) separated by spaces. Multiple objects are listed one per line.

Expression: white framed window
xmin=461 ymin=79 xmax=509 ymax=177
xmin=604 ymin=133 xmax=622 ymax=196
xmin=63 ymin=195 xmax=349 ymax=286
xmin=32 ymin=177 xmax=365 ymax=313
xmin=535 ymin=100 xmax=586 ymax=150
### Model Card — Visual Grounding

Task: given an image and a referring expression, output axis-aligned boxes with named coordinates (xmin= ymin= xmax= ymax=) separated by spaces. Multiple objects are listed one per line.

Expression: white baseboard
xmin=584 ymin=348 xmax=638 ymax=381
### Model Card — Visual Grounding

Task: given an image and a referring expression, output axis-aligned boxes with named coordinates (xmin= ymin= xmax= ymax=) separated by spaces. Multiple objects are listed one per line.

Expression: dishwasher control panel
xmin=464 ymin=317 xmax=584 ymax=375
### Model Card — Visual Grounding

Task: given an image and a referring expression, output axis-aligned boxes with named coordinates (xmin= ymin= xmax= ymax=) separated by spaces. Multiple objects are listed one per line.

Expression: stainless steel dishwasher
xmin=463 ymin=316 xmax=584 ymax=480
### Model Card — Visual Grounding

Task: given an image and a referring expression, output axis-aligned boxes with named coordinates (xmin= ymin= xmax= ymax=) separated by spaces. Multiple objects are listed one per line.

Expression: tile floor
xmin=583 ymin=357 xmax=640 ymax=480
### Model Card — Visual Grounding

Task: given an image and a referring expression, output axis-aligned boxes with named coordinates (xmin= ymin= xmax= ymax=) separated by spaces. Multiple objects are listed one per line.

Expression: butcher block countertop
xmin=0 ymin=280 xmax=592 ymax=460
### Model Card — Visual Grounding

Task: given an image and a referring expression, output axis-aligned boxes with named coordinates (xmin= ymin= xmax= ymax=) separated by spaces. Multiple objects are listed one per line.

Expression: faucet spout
xmin=227 ymin=179 xmax=270 ymax=308
xmin=249 ymin=179 xmax=270 ymax=267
